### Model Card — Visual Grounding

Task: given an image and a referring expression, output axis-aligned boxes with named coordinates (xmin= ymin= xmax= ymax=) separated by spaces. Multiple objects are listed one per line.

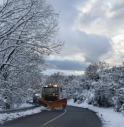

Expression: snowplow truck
xmin=38 ymin=84 xmax=67 ymax=110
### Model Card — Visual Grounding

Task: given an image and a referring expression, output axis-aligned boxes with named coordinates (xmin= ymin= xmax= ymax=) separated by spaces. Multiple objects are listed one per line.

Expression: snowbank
xmin=17 ymin=103 xmax=34 ymax=108
xmin=68 ymin=99 xmax=124 ymax=127
xmin=0 ymin=106 xmax=46 ymax=124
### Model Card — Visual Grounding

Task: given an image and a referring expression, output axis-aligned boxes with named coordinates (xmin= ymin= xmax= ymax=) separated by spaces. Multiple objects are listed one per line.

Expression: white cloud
xmin=74 ymin=0 xmax=124 ymax=65
xmin=75 ymin=0 xmax=111 ymax=35
xmin=75 ymin=0 xmax=124 ymax=35
xmin=54 ymin=29 xmax=113 ymax=63
xmin=0 ymin=0 xmax=4 ymax=5
xmin=45 ymin=0 xmax=124 ymax=74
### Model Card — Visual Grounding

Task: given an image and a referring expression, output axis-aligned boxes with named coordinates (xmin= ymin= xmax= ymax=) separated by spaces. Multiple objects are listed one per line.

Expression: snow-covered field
xmin=0 ymin=106 xmax=47 ymax=124
xmin=68 ymin=99 xmax=124 ymax=127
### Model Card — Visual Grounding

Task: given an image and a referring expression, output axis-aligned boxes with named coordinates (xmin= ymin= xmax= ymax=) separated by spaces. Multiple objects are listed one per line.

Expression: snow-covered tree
xmin=0 ymin=0 xmax=63 ymax=109
xmin=45 ymin=72 xmax=65 ymax=86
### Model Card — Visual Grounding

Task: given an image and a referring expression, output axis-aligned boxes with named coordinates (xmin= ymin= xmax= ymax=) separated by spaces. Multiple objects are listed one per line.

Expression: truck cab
xmin=42 ymin=84 xmax=60 ymax=101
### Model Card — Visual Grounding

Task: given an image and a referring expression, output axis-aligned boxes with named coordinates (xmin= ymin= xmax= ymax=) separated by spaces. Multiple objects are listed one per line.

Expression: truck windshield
xmin=43 ymin=87 xmax=58 ymax=93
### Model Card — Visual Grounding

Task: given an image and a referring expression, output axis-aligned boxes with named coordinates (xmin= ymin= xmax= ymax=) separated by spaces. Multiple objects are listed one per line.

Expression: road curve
xmin=0 ymin=106 xmax=102 ymax=127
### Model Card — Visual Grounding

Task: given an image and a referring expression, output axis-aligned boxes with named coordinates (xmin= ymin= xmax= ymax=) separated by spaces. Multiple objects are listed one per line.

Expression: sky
xmin=44 ymin=0 xmax=124 ymax=75
xmin=0 ymin=0 xmax=124 ymax=75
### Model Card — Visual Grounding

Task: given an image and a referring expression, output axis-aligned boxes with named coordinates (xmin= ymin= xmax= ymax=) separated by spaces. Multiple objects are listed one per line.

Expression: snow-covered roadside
xmin=0 ymin=101 xmax=34 ymax=111
xmin=15 ymin=103 xmax=34 ymax=108
xmin=0 ymin=106 xmax=47 ymax=124
xmin=68 ymin=99 xmax=124 ymax=127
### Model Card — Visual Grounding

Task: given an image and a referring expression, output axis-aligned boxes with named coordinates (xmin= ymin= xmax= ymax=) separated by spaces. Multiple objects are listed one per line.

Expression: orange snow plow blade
xmin=38 ymin=98 xmax=67 ymax=108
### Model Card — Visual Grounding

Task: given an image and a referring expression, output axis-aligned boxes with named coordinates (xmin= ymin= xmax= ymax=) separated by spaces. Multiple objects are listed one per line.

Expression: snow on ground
xmin=17 ymin=103 xmax=34 ymax=108
xmin=0 ymin=106 xmax=47 ymax=124
xmin=0 ymin=103 xmax=34 ymax=111
xmin=68 ymin=99 xmax=124 ymax=127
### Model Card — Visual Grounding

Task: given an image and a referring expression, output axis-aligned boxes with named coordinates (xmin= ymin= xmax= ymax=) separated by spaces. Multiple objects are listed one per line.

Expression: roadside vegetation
xmin=0 ymin=0 xmax=63 ymax=110
xmin=45 ymin=62 xmax=124 ymax=115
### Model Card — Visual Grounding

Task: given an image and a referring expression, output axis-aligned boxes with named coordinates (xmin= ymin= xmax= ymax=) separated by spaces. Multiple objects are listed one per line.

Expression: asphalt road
xmin=0 ymin=106 xmax=102 ymax=127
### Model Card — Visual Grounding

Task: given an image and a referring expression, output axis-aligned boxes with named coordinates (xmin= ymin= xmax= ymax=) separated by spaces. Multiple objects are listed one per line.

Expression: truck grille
xmin=44 ymin=96 xmax=57 ymax=101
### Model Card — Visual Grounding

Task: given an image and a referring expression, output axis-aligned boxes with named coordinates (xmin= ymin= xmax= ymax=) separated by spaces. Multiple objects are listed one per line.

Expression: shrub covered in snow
xmin=58 ymin=62 xmax=124 ymax=115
